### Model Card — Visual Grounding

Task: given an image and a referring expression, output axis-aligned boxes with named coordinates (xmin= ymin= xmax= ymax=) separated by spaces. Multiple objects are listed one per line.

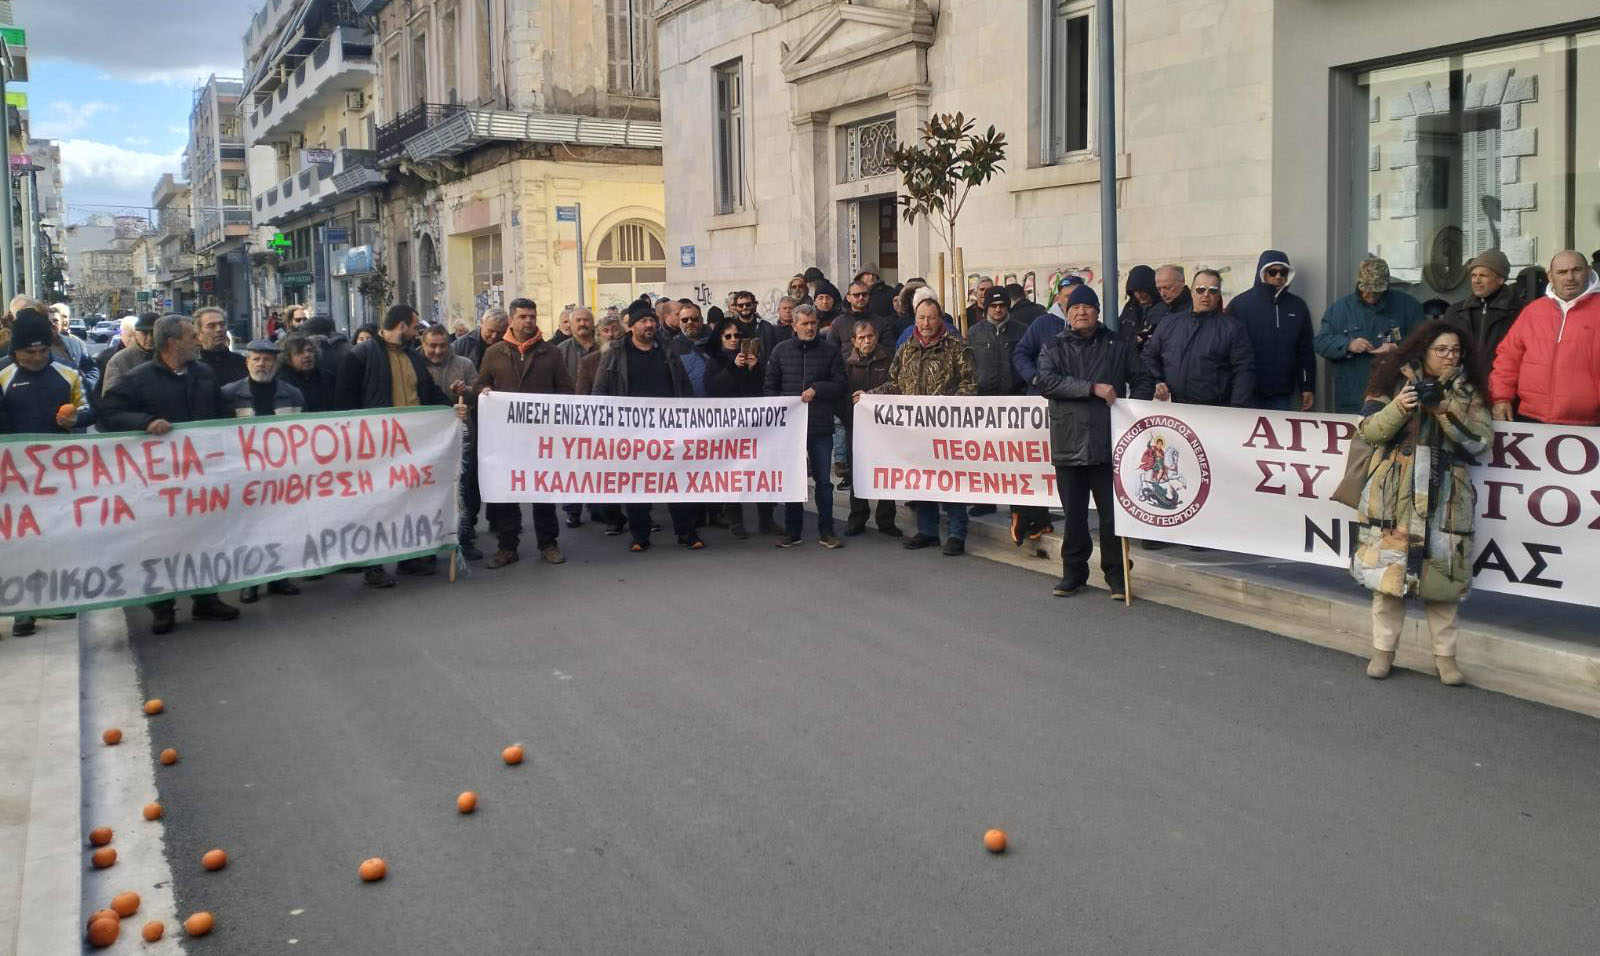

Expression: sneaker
xmin=902 ymin=533 xmax=938 ymax=550
xmin=843 ymin=522 xmax=867 ymax=537
xmin=877 ymin=524 xmax=904 ymax=538
xmin=192 ymin=597 xmax=241 ymax=621
xmin=1052 ymin=579 xmax=1082 ymax=597
xmin=267 ymin=579 xmax=301 ymax=596
xmin=363 ymin=567 xmax=397 ymax=589
xmin=1009 ymin=512 xmax=1025 ymax=546
xmin=540 ymin=545 xmax=566 ymax=565
xmin=487 ymin=550 xmax=521 ymax=569
xmin=238 ymin=585 xmax=260 ymax=604
xmin=649 ymin=520 xmax=662 ymax=533
xmin=776 ymin=535 xmax=802 ymax=549
xmin=151 ymin=609 xmax=176 ymax=635
xmin=818 ymin=533 xmax=843 ymax=550
xmin=603 ymin=522 xmax=626 ymax=536
xmin=941 ymin=538 xmax=966 ymax=556
xmin=729 ymin=523 xmax=749 ymax=540
xmin=10 ymin=616 xmax=36 ymax=637
xmin=678 ymin=534 xmax=705 ymax=550
xmin=970 ymin=504 xmax=998 ymax=517
xmin=629 ymin=540 xmax=650 ymax=553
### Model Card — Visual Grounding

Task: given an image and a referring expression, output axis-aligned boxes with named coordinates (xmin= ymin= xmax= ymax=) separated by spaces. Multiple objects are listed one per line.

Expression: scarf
xmin=508 ymin=326 xmax=544 ymax=355
xmin=914 ymin=324 xmax=947 ymax=348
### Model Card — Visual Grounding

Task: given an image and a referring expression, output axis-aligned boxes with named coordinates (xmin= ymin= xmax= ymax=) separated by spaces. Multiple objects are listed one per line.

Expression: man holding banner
xmin=763 ymin=304 xmax=847 ymax=549
xmin=1036 ymin=285 xmax=1154 ymax=598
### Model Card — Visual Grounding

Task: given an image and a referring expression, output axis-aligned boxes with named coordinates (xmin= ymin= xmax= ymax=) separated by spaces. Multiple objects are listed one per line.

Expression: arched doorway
xmin=594 ymin=220 xmax=666 ymax=308
xmin=417 ymin=234 xmax=439 ymax=325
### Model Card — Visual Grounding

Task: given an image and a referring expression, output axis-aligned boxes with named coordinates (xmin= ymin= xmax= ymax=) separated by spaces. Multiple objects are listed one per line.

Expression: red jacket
xmin=1489 ymin=276 xmax=1600 ymax=425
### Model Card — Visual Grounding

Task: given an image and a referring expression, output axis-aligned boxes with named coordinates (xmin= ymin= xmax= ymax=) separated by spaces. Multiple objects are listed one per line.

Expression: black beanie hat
xmin=10 ymin=308 xmax=55 ymax=351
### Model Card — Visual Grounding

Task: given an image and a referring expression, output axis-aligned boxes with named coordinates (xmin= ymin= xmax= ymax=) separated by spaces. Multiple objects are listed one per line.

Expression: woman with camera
xmin=704 ymin=316 xmax=773 ymax=538
xmin=1351 ymin=319 xmax=1493 ymax=685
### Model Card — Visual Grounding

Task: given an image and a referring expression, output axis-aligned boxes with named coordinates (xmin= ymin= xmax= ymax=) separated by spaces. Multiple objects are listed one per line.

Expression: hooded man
xmin=1007 ymin=283 xmax=1046 ymax=326
xmin=1313 ymin=256 xmax=1423 ymax=413
xmin=1225 ymin=251 xmax=1315 ymax=411
xmin=1442 ymin=248 xmax=1524 ymax=368
xmin=812 ymin=281 xmax=843 ymax=330
xmin=856 ymin=265 xmax=897 ymax=318
xmin=194 ymin=306 xmax=247 ymax=386
xmin=1118 ymin=265 xmax=1160 ymax=346
xmin=1490 ymin=250 xmax=1600 ymax=425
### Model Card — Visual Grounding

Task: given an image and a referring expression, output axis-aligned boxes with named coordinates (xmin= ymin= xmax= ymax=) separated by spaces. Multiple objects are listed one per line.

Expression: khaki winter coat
xmin=870 ymin=334 xmax=977 ymax=397
xmin=1351 ymin=364 xmax=1492 ymax=603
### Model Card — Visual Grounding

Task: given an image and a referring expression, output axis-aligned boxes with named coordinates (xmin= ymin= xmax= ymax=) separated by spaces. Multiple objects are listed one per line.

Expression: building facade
xmin=359 ymin=0 xmax=665 ymax=332
xmin=657 ymin=0 xmax=1600 ymax=333
xmin=63 ymin=214 xmax=148 ymax=316
xmin=187 ymin=76 xmax=271 ymax=335
xmin=243 ymin=0 xmax=384 ymax=332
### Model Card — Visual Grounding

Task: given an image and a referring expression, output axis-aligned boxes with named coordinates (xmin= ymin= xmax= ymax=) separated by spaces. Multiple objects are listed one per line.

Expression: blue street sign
xmin=555 ymin=206 xmax=578 ymax=223
xmin=323 ymin=227 xmax=350 ymax=244
xmin=680 ymin=245 xmax=696 ymax=268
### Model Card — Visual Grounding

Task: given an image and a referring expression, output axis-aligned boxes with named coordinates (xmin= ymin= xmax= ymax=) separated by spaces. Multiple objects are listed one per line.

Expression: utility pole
xmin=21 ymin=165 xmax=38 ymax=298
xmin=0 ymin=38 xmax=17 ymax=306
xmin=1097 ymin=0 xmax=1118 ymax=330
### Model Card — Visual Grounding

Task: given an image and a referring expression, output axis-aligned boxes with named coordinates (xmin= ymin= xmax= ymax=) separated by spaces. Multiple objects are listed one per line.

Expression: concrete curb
xmin=815 ymin=491 xmax=1600 ymax=718
xmin=1 ymin=620 xmax=82 ymax=956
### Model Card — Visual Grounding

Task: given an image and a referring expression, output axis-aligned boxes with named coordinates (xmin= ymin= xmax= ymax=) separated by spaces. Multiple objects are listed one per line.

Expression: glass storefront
xmin=1349 ymin=29 xmax=1600 ymax=304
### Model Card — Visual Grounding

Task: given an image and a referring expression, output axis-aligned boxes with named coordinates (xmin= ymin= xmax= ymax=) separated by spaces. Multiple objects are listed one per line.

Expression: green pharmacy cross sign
xmin=267 ymin=233 xmax=293 ymax=252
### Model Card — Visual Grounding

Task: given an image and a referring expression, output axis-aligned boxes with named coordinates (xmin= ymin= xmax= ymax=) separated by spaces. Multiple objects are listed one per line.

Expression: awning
xmin=403 ymin=109 xmax=663 ymax=163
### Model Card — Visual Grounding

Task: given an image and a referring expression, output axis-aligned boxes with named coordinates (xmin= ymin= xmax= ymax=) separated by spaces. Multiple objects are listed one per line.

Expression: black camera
xmin=1413 ymin=378 xmax=1444 ymax=407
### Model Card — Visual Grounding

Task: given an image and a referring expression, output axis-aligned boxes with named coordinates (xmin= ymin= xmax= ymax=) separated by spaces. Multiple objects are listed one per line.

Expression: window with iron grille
xmin=843 ymin=117 xmax=897 ymax=182
xmin=713 ymin=60 xmax=745 ymax=214
xmin=607 ymin=0 xmax=658 ymax=96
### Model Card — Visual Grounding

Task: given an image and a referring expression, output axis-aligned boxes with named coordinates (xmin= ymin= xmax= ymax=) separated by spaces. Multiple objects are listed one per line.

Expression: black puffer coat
xmin=762 ymin=335 xmax=846 ymax=434
xmin=1035 ymin=325 xmax=1154 ymax=466
xmin=99 ymin=359 xmax=224 ymax=432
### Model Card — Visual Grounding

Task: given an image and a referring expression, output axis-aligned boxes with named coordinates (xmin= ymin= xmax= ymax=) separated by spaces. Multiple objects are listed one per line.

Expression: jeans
xmin=626 ymin=503 xmax=696 ymax=542
xmin=786 ymin=432 xmax=836 ymax=537
xmin=1056 ymin=464 xmax=1122 ymax=588
xmin=486 ymin=502 xmax=559 ymax=552
xmin=915 ymin=501 xmax=968 ymax=541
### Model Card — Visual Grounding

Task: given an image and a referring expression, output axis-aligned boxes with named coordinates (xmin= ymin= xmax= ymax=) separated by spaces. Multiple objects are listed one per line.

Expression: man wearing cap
xmin=970 ymin=286 xmax=1045 ymax=531
xmin=1012 ymin=275 xmax=1083 ymax=388
xmin=1225 ymin=251 xmax=1316 ymax=411
xmin=100 ymin=315 xmax=241 ymax=634
xmin=1145 ymin=269 xmax=1256 ymax=407
xmin=1035 ymin=283 xmax=1154 ymax=598
xmin=591 ymin=299 xmax=701 ymax=551
xmin=221 ymin=339 xmax=307 ymax=604
xmin=1313 ymin=256 xmax=1424 ymax=414
xmin=1490 ymin=250 xmax=1600 ymax=426
xmin=101 ymin=311 xmax=158 ymax=393
xmin=195 ymin=306 xmax=247 ymax=387
xmin=0 ymin=308 xmax=93 ymax=636
xmin=1442 ymin=249 xmax=1524 ymax=367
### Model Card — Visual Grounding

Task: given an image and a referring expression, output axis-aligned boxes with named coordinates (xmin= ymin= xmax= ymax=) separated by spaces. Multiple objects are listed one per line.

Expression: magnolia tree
xmin=886 ymin=112 xmax=1007 ymax=322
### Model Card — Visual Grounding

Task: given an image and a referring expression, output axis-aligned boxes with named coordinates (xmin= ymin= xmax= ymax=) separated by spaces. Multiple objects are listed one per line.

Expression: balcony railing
xmin=245 ymin=26 xmax=376 ymax=147
xmin=376 ymin=103 xmax=465 ymax=160
xmin=251 ymin=147 xmax=383 ymax=226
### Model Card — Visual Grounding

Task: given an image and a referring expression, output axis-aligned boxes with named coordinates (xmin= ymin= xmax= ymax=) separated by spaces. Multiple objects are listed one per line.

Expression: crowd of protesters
xmin=3 ymin=246 xmax=1598 ymax=685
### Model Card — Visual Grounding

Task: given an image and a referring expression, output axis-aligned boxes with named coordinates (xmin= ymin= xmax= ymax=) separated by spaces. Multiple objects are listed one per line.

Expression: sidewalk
xmin=0 ymin=621 xmax=82 ymax=956
xmin=818 ymin=489 xmax=1600 ymax=718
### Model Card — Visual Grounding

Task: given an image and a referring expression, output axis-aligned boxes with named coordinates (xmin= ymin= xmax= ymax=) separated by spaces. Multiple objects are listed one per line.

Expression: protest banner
xmin=1109 ymin=400 xmax=1600 ymax=607
xmin=0 ymin=407 xmax=462 ymax=616
xmin=476 ymin=394 xmax=807 ymax=503
xmin=851 ymin=395 xmax=1058 ymax=507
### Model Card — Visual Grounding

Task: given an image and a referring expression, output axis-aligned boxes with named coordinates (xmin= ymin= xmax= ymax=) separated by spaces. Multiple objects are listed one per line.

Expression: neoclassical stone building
xmin=657 ymin=0 xmax=1600 ymax=324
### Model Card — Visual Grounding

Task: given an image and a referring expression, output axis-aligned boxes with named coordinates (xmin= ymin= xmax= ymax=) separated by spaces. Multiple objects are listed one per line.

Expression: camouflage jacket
xmin=871 ymin=334 xmax=977 ymax=397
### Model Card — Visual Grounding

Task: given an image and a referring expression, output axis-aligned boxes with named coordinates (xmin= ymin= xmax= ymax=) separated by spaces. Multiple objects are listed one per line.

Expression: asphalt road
xmin=120 ymin=522 xmax=1600 ymax=955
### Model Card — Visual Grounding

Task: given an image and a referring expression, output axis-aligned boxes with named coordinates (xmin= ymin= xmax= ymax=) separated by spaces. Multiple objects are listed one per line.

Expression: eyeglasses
xmin=735 ymin=301 xmax=755 ymax=309
xmin=1264 ymin=268 xmax=1288 ymax=278
xmin=1194 ymin=286 xmax=1222 ymax=295
xmin=1428 ymin=345 xmax=1463 ymax=356
xmin=848 ymin=292 xmax=867 ymax=298
xmin=722 ymin=332 xmax=743 ymax=341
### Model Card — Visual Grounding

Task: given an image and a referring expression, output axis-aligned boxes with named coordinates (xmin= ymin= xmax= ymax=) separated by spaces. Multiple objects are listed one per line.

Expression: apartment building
xmin=151 ymin=173 xmax=196 ymax=313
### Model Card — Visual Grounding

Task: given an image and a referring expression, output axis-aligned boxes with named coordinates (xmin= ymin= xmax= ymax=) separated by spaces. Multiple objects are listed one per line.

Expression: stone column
xmin=790 ymin=111 xmax=830 ymax=275
xmin=888 ymin=84 xmax=933 ymax=282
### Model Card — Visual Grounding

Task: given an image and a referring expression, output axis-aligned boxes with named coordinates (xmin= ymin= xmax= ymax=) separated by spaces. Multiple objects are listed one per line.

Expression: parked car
xmin=68 ymin=318 xmax=88 ymax=338
xmin=89 ymin=320 xmax=120 ymax=343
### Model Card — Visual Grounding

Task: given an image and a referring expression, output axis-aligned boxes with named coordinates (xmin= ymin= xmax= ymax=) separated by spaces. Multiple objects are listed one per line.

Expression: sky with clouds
xmin=18 ymin=0 xmax=261 ymax=222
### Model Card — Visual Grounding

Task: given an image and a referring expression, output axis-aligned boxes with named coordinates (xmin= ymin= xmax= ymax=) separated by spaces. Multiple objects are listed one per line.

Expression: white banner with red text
xmin=851 ymin=395 xmax=1060 ymax=507
xmin=0 ymin=407 xmax=462 ymax=616
xmin=1108 ymin=400 xmax=1600 ymax=606
xmin=476 ymin=393 xmax=808 ymax=503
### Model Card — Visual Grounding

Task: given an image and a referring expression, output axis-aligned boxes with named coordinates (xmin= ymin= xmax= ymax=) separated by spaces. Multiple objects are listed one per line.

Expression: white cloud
xmin=57 ymin=140 xmax=184 ymax=209
xmin=168 ymin=125 xmax=189 ymax=136
xmin=24 ymin=1 xmax=257 ymax=81
xmin=32 ymin=101 xmax=117 ymax=140
xmin=123 ymin=136 xmax=154 ymax=148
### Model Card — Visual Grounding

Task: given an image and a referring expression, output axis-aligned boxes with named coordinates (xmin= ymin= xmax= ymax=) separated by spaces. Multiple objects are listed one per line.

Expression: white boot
xmin=1366 ymin=648 xmax=1394 ymax=679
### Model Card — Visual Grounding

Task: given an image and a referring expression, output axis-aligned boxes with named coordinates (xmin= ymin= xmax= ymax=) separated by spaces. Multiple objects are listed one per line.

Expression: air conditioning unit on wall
xmin=357 ymin=196 xmax=379 ymax=222
xmin=345 ymin=91 xmax=365 ymax=111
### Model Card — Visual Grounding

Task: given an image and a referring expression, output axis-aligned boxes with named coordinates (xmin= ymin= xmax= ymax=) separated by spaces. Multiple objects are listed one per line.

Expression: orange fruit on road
xmin=359 ymin=857 xmax=387 ymax=882
xmin=159 ymin=748 xmax=179 ymax=765
xmin=457 ymin=791 xmax=478 ymax=814
xmin=202 ymin=849 xmax=228 ymax=871
xmin=983 ymin=828 xmax=1008 ymax=853
xmin=88 ymin=826 xmax=113 ymax=846
xmin=102 ymin=728 xmax=122 ymax=746
xmin=91 ymin=847 xmax=117 ymax=869
xmin=86 ymin=916 xmax=120 ymax=947
xmin=184 ymin=912 xmax=214 ymax=936
xmin=501 ymin=744 xmax=524 ymax=765
xmin=110 ymin=891 xmax=141 ymax=917
xmin=141 ymin=920 xmax=165 ymax=942
xmin=143 ymin=699 xmax=164 ymax=715
xmin=142 ymin=802 xmax=164 ymax=821
xmin=87 ymin=909 xmax=120 ymax=929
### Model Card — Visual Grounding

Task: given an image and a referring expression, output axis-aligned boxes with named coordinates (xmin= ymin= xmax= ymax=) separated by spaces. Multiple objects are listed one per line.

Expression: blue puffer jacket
xmin=1225 ymin=250 xmax=1315 ymax=402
